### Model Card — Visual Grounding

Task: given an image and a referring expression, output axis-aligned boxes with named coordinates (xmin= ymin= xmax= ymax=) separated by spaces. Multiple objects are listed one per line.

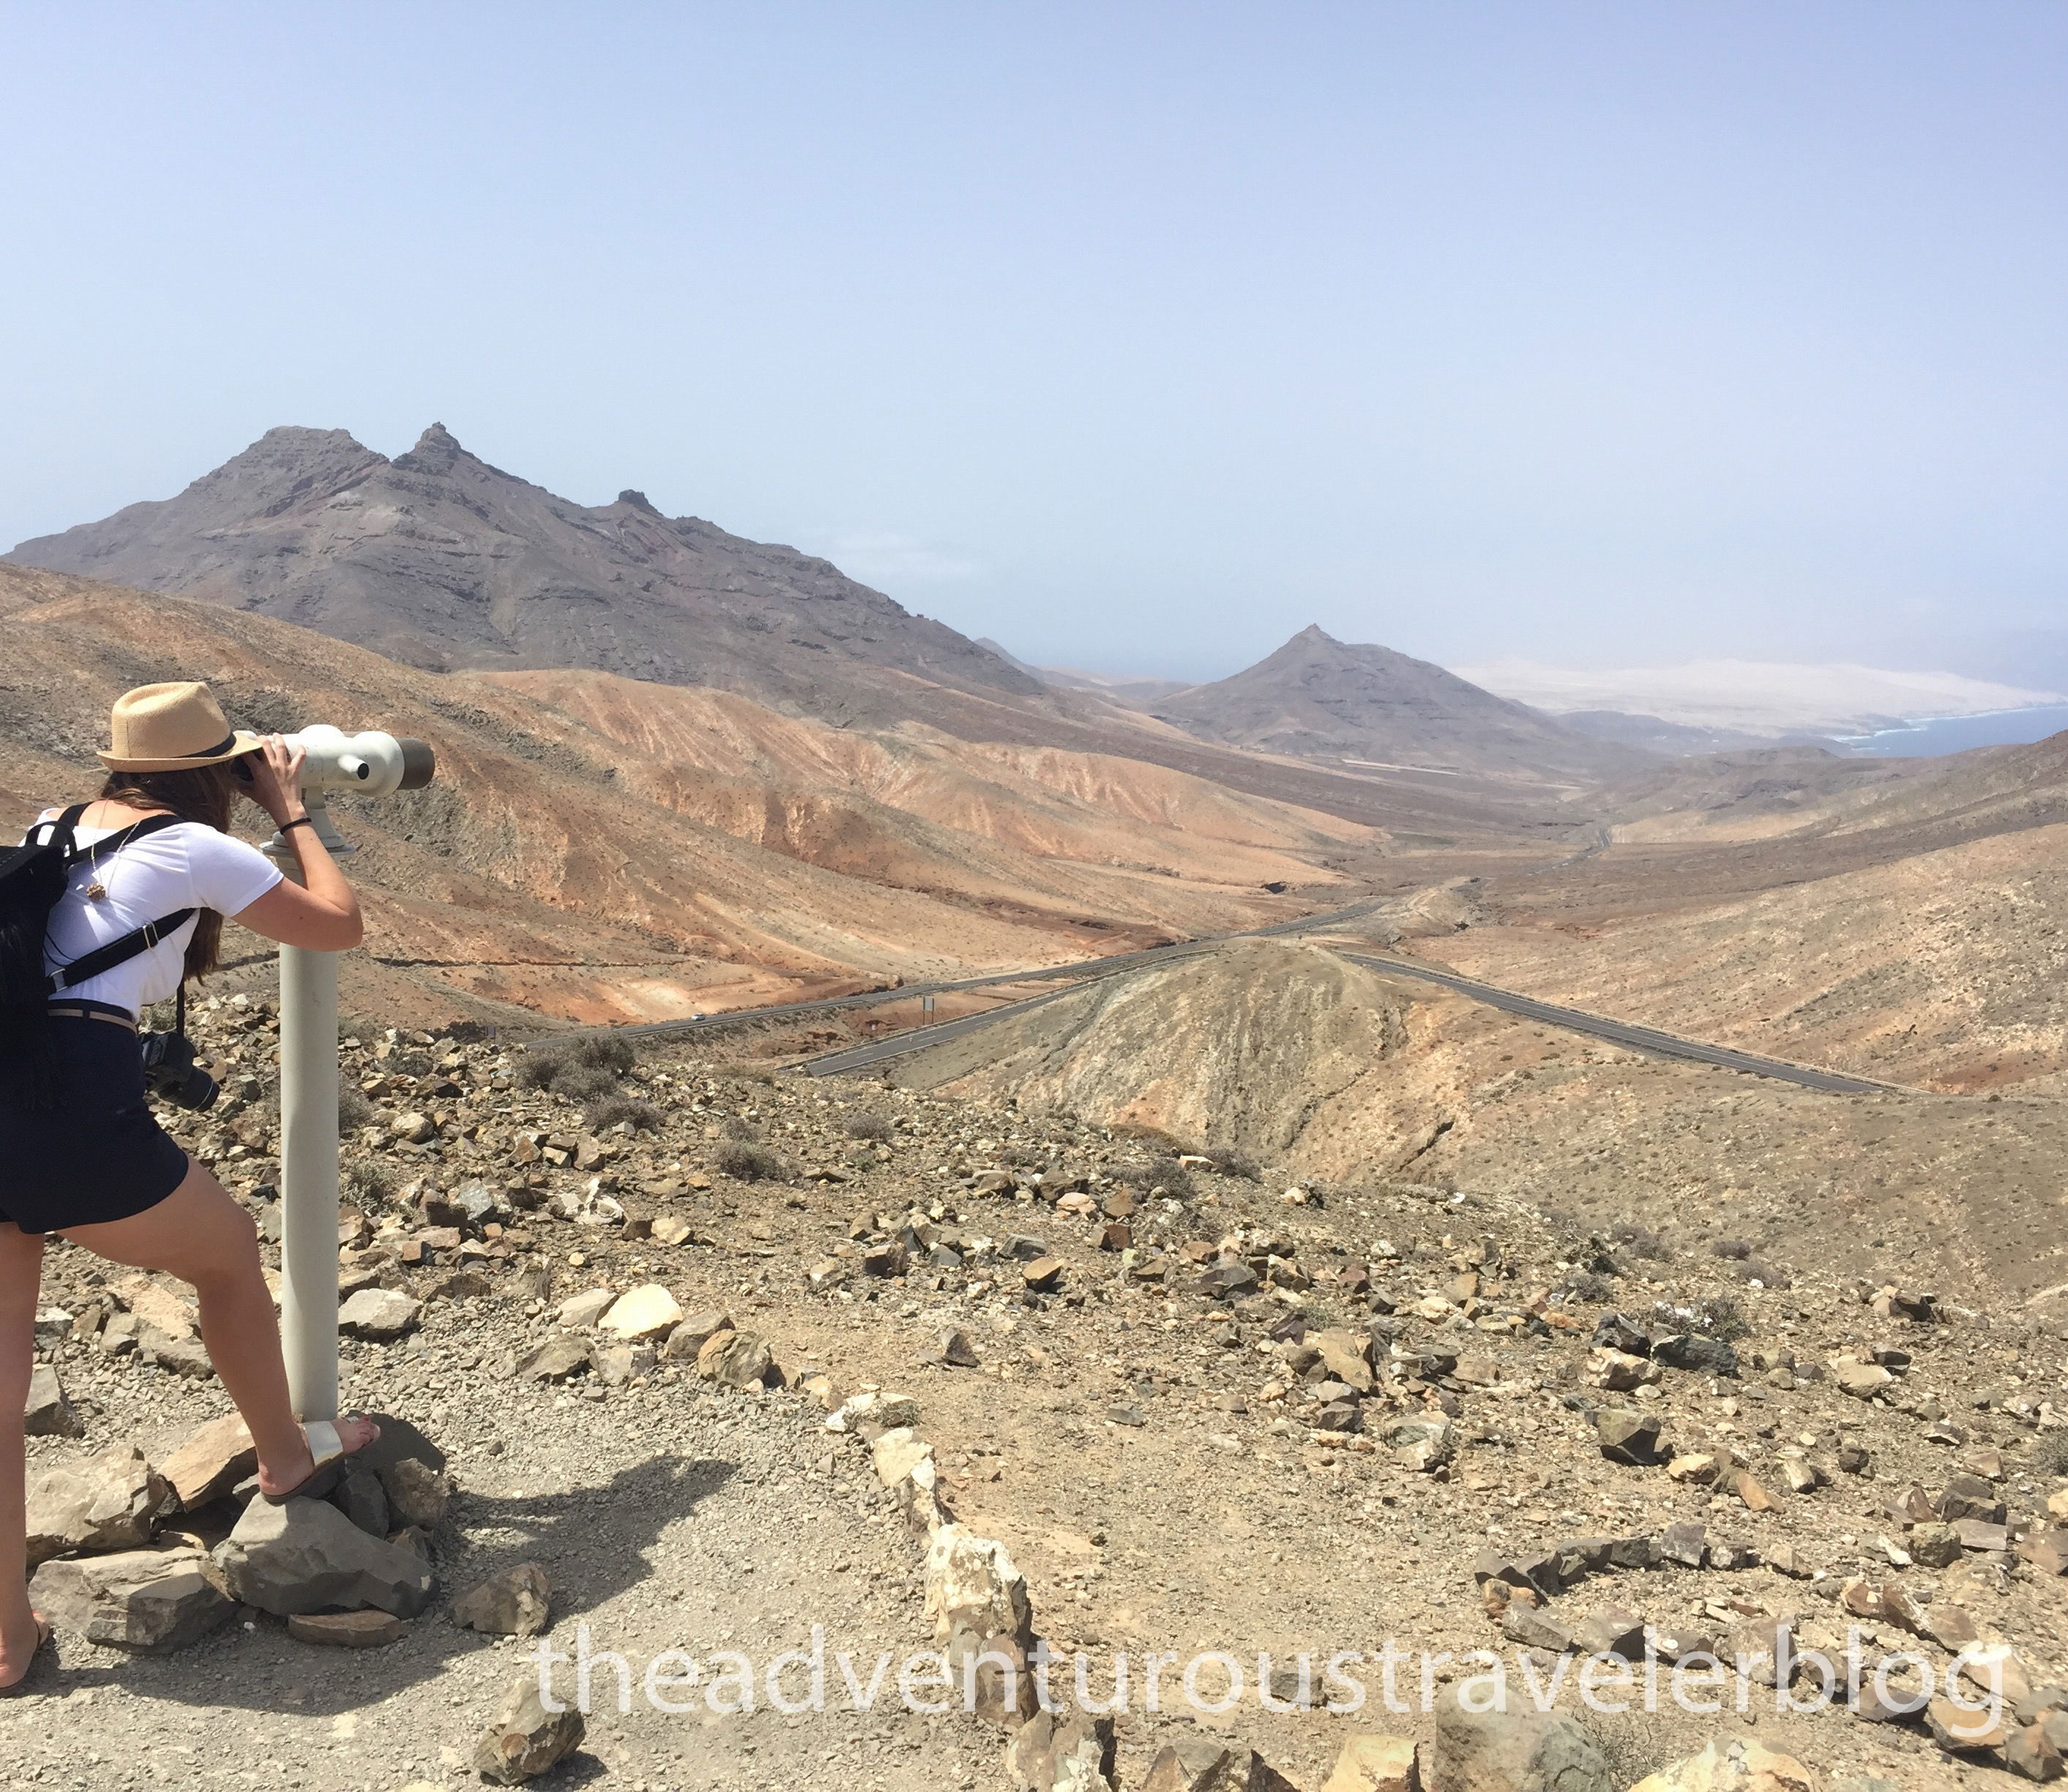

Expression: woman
xmin=1 ymin=682 xmax=380 ymax=1691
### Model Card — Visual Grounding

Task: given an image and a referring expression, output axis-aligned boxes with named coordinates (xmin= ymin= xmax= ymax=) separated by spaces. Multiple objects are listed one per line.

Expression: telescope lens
xmin=396 ymin=739 xmax=436 ymax=790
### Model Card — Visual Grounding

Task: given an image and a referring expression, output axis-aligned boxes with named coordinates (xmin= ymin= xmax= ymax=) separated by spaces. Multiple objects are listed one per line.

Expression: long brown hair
xmin=94 ymin=760 xmax=242 ymax=982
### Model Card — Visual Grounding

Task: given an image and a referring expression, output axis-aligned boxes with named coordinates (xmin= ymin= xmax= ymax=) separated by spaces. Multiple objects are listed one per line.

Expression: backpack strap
xmin=66 ymin=810 xmax=186 ymax=863
xmin=45 ymin=908 xmax=199 ymax=995
xmin=32 ymin=807 xmax=202 ymax=996
xmin=24 ymin=803 xmax=89 ymax=854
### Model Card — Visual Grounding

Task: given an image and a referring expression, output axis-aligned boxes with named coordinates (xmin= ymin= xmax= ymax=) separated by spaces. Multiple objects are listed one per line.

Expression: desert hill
xmin=479 ymin=668 xmax=1371 ymax=909
xmin=887 ymin=933 xmax=2068 ymax=1299
xmin=1151 ymin=624 xmax=1646 ymax=783
xmin=1437 ymin=818 xmax=2068 ymax=1099
xmin=6 ymin=432 xmax=1630 ymax=847
xmin=5 ymin=423 xmax=1043 ymax=725
xmin=1392 ymin=727 xmax=2068 ymax=1097
xmin=0 ymin=564 xmax=1377 ymax=1026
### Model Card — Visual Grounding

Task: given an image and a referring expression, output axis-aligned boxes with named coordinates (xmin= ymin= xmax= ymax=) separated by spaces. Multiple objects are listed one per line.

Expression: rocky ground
xmin=15 ymin=991 xmax=2068 ymax=1791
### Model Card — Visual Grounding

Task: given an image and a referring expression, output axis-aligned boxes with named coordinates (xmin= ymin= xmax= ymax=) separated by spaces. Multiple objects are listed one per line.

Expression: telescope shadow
xmin=36 ymin=1452 xmax=738 ymax=1723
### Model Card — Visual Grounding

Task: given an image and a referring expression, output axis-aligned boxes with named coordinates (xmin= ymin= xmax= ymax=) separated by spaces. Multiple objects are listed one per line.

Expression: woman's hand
xmin=242 ymin=735 xmax=308 ymax=826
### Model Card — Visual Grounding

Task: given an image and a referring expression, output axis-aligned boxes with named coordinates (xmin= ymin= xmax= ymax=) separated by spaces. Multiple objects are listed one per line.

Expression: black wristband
xmin=277 ymin=816 xmax=314 ymax=836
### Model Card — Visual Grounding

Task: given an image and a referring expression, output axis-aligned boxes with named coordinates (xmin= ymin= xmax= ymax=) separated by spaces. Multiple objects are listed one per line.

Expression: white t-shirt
xmin=34 ymin=812 xmax=283 ymax=1016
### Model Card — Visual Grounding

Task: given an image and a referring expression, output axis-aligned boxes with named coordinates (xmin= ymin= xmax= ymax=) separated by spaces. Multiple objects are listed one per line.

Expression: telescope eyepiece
xmin=397 ymin=738 xmax=436 ymax=790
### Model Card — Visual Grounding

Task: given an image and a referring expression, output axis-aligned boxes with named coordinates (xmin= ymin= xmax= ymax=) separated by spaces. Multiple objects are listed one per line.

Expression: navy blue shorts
xmin=0 ymin=1004 xmax=190 ymax=1234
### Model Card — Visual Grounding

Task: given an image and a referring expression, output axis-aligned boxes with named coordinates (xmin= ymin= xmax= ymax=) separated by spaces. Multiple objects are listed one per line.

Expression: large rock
xmin=1628 ymin=1739 xmax=1818 ymax=1791
xmin=451 ymin=1563 xmax=552 ymax=1638
xmin=144 ymin=1332 xmax=216 ymax=1380
xmin=599 ymin=1284 xmax=683 ymax=1341
xmin=1830 ymin=1356 xmax=1895 ymax=1398
xmin=1321 ymin=1736 xmax=1419 ymax=1791
xmin=475 ymin=1674 xmax=586 ymax=1785
xmin=872 ymin=1427 xmax=948 ymax=1531
xmin=1315 ymin=1329 xmax=1376 ymax=1393
xmin=826 ymin=1389 xmax=922 ymax=1436
xmin=1381 ymin=1415 xmax=1455 ymax=1472
xmin=661 ymin=1309 xmax=735 ymax=1362
xmin=378 ymin=1456 xmax=452 ymax=1530
xmin=337 ymin=1288 xmax=422 ymax=1340
xmin=213 ymin=1495 xmax=434 ymax=1617
xmin=695 ymin=1328 xmax=778 ymax=1389
xmin=24 ymin=1363 xmax=83 ymax=1438
xmin=1141 ymin=1737 xmax=1300 ymax=1791
xmin=288 ymin=1609 xmax=406 ymax=1649
xmin=1006 ymin=1709 xmax=1115 ymax=1791
xmin=924 ymin=1525 xmax=1032 ymax=1643
xmin=555 ymin=1288 xmax=616 ymax=1329
xmin=1431 ymin=1689 xmax=1613 ymax=1791
xmin=1594 ymin=1409 xmax=1665 ymax=1465
xmin=26 ymin=1445 xmax=168 ymax=1566
xmin=29 ymin=1545 xmax=234 ymax=1651
xmin=113 ymin=1273 xmax=197 ymax=1341
xmin=516 ymin=1335 xmax=590 ymax=1382
xmin=164 ymin=1413 xmax=258 ymax=1508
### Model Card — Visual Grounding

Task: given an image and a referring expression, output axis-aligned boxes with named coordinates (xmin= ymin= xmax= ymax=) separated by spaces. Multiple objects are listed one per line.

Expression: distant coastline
xmin=1838 ymin=703 xmax=2068 ymax=757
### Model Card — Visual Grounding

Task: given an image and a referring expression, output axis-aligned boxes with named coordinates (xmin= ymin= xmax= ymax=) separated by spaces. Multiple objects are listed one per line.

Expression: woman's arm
xmin=228 ymin=736 xmax=365 ymax=952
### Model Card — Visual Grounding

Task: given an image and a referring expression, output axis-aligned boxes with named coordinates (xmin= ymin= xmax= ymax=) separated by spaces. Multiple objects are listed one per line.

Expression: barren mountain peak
xmin=6 ymin=423 xmax=1044 ymax=720
xmin=1155 ymin=622 xmax=1647 ymax=780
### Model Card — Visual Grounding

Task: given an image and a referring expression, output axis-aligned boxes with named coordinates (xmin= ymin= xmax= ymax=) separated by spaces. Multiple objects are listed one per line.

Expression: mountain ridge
xmin=6 ymin=423 xmax=1042 ymax=725
xmin=1151 ymin=623 xmax=1647 ymax=781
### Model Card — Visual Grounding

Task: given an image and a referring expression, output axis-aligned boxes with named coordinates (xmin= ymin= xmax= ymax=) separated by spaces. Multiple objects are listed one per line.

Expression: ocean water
xmin=1841 ymin=705 xmax=2068 ymax=758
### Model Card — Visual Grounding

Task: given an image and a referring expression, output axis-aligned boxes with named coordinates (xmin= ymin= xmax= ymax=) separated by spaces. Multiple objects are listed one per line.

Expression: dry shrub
xmin=519 ymin=1033 xmax=636 ymax=1093
xmin=1118 ymin=1155 xmax=1193 ymax=1198
xmin=586 ymin=1096 xmax=660 ymax=1132
xmin=712 ymin=1140 xmax=783 ymax=1181
xmin=841 ymin=1111 xmax=894 ymax=1143
xmin=1611 ymin=1222 xmax=1670 ymax=1262
xmin=342 ymin=1160 xmax=398 ymax=1212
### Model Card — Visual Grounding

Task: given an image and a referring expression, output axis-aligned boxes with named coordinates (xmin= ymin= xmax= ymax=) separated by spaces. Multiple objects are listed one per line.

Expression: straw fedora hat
xmin=98 ymin=682 xmax=266 ymax=772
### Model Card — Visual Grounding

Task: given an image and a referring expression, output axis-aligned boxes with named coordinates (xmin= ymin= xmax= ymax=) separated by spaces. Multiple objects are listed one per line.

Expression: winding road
xmin=798 ymin=940 xmax=1899 ymax=1094
xmin=556 ymin=895 xmax=1896 ymax=1095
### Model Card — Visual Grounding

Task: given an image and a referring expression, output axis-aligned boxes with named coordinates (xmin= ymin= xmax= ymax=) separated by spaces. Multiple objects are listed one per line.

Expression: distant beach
xmin=1840 ymin=703 xmax=2068 ymax=757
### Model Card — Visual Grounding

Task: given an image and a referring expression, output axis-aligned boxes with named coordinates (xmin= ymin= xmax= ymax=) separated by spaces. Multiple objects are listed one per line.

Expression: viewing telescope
xmin=252 ymin=725 xmax=436 ymax=855
xmin=259 ymin=723 xmax=436 ymax=1424
xmin=283 ymin=725 xmax=437 ymax=798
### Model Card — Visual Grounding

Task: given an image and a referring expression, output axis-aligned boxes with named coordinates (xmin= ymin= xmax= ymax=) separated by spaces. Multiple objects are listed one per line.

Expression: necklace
xmin=81 ymin=804 xmax=173 ymax=902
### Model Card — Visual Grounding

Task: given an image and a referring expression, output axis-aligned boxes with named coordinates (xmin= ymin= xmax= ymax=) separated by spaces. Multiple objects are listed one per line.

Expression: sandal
xmin=0 ymin=1615 xmax=52 ymax=1695
xmin=264 ymin=1416 xmax=381 ymax=1504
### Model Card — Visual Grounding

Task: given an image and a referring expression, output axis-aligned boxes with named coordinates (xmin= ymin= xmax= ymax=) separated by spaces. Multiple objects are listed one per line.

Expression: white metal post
xmin=277 ymin=941 xmax=340 ymax=1420
xmin=267 ymin=796 xmax=348 ymax=1424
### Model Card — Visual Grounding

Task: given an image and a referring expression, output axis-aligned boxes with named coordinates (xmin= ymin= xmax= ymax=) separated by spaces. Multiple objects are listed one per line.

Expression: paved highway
xmin=797 ymin=939 xmax=1899 ymax=1095
xmin=1335 ymin=951 xmax=1897 ymax=1094
xmin=550 ymin=891 xmax=1894 ymax=1096
xmin=567 ymin=897 xmax=1392 ymax=1048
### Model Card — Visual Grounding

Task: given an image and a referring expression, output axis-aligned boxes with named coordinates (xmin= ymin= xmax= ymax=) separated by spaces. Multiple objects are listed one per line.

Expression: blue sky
xmin=2 ymin=2 xmax=2063 ymax=680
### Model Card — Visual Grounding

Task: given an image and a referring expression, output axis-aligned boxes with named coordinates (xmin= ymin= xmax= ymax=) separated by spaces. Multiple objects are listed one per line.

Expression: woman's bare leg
xmin=0 ymin=1220 xmax=45 ymax=1687
xmin=61 ymin=1159 xmax=373 ymax=1495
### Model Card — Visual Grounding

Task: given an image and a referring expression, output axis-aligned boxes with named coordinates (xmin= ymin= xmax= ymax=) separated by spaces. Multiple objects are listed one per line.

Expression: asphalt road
xmin=796 ymin=938 xmax=1899 ymax=1095
xmin=553 ymin=890 xmax=1894 ymax=1097
xmin=1335 ymin=951 xmax=1897 ymax=1094
xmin=570 ymin=897 xmax=1392 ymax=1048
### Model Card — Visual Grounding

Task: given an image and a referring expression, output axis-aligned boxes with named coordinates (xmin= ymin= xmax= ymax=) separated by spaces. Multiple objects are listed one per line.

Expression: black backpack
xmin=0 ymin=804 xmax=196 ymax=1108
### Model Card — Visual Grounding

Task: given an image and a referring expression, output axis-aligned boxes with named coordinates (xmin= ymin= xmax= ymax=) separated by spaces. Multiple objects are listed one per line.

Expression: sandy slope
xmin=885 ymin=936 xmax=2068 ymax=1300
xmin=0 ymin=567 xmax=1364 ymax=1026
xmin=1436 ymin=824 xmax=2068 ymax=1097
xmin=480 ymin=668 xmax=1371 ymax=922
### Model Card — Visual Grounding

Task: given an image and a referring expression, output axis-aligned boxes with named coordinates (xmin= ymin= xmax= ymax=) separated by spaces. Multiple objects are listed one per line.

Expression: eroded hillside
xmin=0 ymin=567 xmax=1381 ymax=1027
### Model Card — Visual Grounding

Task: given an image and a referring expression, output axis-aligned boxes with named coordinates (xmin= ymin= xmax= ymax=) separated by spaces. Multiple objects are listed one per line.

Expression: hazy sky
xmin=3 ymin=3 xmax=2063 ymax=682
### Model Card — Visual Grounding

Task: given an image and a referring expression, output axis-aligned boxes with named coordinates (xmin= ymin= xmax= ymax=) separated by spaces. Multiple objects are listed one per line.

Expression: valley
xmin=7 ymin=437 xmax=2068 ymax=1792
